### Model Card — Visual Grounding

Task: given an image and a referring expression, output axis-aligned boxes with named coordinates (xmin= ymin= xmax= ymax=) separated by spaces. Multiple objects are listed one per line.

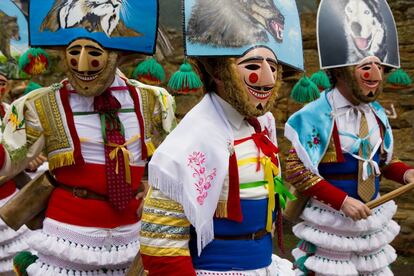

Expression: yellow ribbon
xmin=237 ymin=157 xmax=279 ymax=232
xmin=107 ymin=135 xmax=140 ymax=184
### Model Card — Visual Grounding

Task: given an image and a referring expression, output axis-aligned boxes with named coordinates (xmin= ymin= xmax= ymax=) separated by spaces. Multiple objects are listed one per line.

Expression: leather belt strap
xmin=52 ymin=178 xmax=145 ymax=201
xmin=214 ymin=229 xmax=269 ymax=241
xmin=323 ymin=173 xmax=358 ymax=181
xmin=57 ymin=183 xmax=109 ymax=201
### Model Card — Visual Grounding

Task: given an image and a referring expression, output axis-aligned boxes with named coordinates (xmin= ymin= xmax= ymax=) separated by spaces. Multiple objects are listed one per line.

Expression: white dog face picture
xmin=317 ymin=0 xmax=399 ymax=69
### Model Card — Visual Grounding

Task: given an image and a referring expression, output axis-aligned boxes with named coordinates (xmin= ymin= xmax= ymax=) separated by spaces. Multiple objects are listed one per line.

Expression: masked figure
xmin=0 ymin=71 xmax=33 ymax=276
xmin=0 ymin=0 xmax=175 ymax=275
xmin=285 ymin=1 xmax=414 ymax=275
xmin=137 ymin=1 xmax=303 ymax=275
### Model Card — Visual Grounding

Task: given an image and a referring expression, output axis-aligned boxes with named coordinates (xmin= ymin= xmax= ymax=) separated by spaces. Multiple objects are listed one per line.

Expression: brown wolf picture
xmin=40 ymin=0 xmax=142 ymax=38
xmin=187 ymin=0 xmax=285 ymax=48
xmin=0 ymin=11 xmax=20 ymax=62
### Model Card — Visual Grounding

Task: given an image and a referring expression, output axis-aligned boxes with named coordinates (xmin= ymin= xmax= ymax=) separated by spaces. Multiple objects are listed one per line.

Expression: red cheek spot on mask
xmin=91 ymin=60 xmax=100 ymax=68
xmin=249 ymin=73 xmax=259 ymax=83
xmin=71 ymin=59 xmax=78 ymax=66
xmin=0 ymin=88 xmax=5 ymax=94
xmin=363 ymin=72 xmax=370 ymax=78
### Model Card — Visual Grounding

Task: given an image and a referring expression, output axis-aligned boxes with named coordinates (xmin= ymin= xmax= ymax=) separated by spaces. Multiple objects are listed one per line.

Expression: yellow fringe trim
xmin=140 ymin=245 xmax=190 ymax=257
xmin=146 ymin=141 xmax=156 ymax=157
xmin=48 ymin=151 xmax=75 ymax=171
xmin=215 ymin=201 xmax=228 ymax=218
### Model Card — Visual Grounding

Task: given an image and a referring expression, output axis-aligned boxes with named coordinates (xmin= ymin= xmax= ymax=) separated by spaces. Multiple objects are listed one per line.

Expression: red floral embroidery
xmin=187 ymin=151 xmax=217 ymax=205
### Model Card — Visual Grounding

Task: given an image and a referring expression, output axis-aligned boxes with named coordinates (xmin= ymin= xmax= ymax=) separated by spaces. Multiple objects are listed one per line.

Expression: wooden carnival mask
xmin=64 ymin=39 xmax=118 ymax=97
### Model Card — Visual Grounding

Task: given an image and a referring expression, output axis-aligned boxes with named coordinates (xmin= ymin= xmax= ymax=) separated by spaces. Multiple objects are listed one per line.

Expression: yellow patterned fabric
xmin=285 ymin=149 xmax=323 ymax=193
xmin=140 ymin=189 xmax=191 ymax=257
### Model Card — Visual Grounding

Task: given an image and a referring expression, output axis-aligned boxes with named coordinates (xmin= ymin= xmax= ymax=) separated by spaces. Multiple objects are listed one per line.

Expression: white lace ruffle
xmin=293 ymin=220 xmax=400 ymax=252
xmin=0 ymin=238 xmax=30 ymax=260
xmin=196 ymin=255 xmax=294 ymax=276
xmin=300 ymin=200 xmax=397 ymax=233
xmin=26 ymin=260 xmax=127 ymax=276
xmin=304 ymin=254 xmax=358 ymax=276
xmin=359 ymin=266 xmax=393 ymax=276
xmin=351 ymin=244 xmax=396 ymax=272
xmin=27 ymin=230 xmax=139 ymax=267
xmin=0 ymin=258 xmax=13 ymax=273
xmin=0 ymin=226 xmax=28 ymax=244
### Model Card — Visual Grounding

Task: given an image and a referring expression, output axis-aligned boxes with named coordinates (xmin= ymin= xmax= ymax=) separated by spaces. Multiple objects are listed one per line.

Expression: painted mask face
xmin=236 ymin=47 xmax=278 ymax=109
xmin=65 ymin=39 xmax=118 ymax=97
xmin=218 ymin=47 xmax=282 ymax=117
xmin=352 ymin=56 xmax=383 ymax=103
xmin=0 ymin=74 xmax=9 ymax=100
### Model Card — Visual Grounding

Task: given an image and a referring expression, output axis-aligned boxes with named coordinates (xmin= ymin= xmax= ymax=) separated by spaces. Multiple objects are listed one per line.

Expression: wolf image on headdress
xmin=344 ymin=0 xmax=387 ymax=63
xmin=0 ymin=11 xmax=20 ymax=62
xmin=187 ymin=0 xmax=285 ymax=48
xmin=40 ymin=0 xmax=142 ymax=38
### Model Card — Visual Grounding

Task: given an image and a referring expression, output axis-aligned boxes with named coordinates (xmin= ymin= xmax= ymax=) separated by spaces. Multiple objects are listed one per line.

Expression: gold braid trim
xmin=215 ymin=201 xmax=228 ymax=218
xmin=286 ymin=149 xmax=324 ymax=192
xmin=145 ymin=197 xmax=184 ymax=212
xmin=141 ymin=231 xmax=190 ymax=241
xmin=140 ymin=245 xmax=190 ymax=257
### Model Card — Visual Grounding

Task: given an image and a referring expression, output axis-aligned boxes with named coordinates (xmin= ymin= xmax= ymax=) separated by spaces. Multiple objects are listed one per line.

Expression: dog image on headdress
xmin=40 ymin=0 xmax=142 ymax=38
xmin=344 ymin=0 xmax=387 ymax=63
xmin=0 ymin=10 xmax=20 ymax=62
xmin=187 ymin=0 xmax=285 ymax=47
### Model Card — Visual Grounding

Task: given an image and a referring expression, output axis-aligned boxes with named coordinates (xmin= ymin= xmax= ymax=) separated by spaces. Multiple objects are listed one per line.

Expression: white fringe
xmin=26 ymin=260 xmax=127 ymax=276
xmin=149 ymin=164 xmax=214 ymax=256
xmin=0 ymin=258 xmax=13 ymax=273
xmin=305 ymin=255 xmax=358 ymax=276
xmin=351 ymin=244 xmax=396 ymax=272
xmin=293 ymin=220 xmax=400 ymax=252
xmin=301 ymin=200 xmax=397 ymax=233
xmin=359 ymin=266 xmax=393 ymax=276
xmin=0 ymin=226 xmax=28 ymax=244
xmin=27 ymin=231 xmax=139 ymax=267
xmin=0 ymin=238 xmax=30 ymax=259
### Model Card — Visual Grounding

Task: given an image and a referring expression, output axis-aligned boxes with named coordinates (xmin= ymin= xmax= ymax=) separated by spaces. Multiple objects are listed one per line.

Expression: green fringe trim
xmin=13 ymin=251 xmax=38 ymax=276
xmin=290 ymin=75 xmax=320 ymax=104
xmin=386 ymin=68 xmax=412 ymax=87
xmin=310 ymin=70 xmax=331 ymax=90
xmin=132 ymin=57 xmax=166 ymax=84
xmin=168 ymin=62 xmax=202 ymax=93
xmin=4 ymin=143 xmax=28 ymax=162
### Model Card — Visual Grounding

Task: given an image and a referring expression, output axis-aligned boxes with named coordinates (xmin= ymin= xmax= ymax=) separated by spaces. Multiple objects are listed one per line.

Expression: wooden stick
xmin=367 ymin=182 xmax=414 ymax=209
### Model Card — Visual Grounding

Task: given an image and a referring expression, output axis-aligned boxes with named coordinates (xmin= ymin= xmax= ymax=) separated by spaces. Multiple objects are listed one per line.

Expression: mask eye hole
xmin=245 ymin=64 xmax=260 ymax=70
xmin=89 ymin=51 xmax=102 ymax=57
xmin=270 ymin=66 xmax=277 ymax=73
xmin=69 ymin=50 xmax=80 ymax=55
xmin=362 ymin=66 xmax=371 ymax=71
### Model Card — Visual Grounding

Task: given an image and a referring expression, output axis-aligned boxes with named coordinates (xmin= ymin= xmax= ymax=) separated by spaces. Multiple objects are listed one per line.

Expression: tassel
xmin=18 ymin=48 xmax=50 ymax=75
xmin=290 ymin=75 xmax=320 ymax=104
xmin=24 ymin=81 xmax=42 ymax=95
xmin=168 ymin=61 xmax=202 ymax=94
xmin=386 ymin=68 xmax=412 ymax=88
xmin=13 ymin=251 xmax=38 ymax=276
xmin=310 ymin=70 xmax=331 ymax=91
xmin=132 ymin=57 xmax=166 ymax=85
